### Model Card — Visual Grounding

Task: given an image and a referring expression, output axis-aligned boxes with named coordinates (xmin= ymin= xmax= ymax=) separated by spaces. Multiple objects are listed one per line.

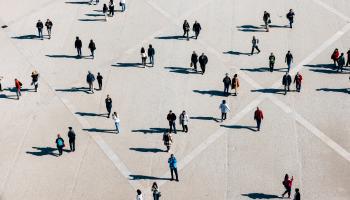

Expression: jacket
xmin=223 ymin=76 xmax=231 ymax=86
xmin=163 ymin=133 xmax=173 ymax=146
xmin=167 ymin=113 xmax=176 ymax=122
xmin=338 ymin=55 xmax=345 ymax=66
xmin=199 ymin=55 xmax=208 ymax=65
xmin=75 ymin=39 xmax=82 ymax=48
xmin=285 ymin=53 xmax=293 ymax=63
xmin=183 ymin=22 xmax=190 ymax=31
xmin=45 ymin=21 xmax=53 ymax=29
xmin=179 ymin=113 xmax=189 ymax=125
xmin=191 ymin=53 xmax=198 ymax=63
xmin=168 ymin=157 xmax=177 ymax=168
xmin=282 ymin=75 xmax=292 ymax=86
xmin=86 ymin=73 xmax=95 ymax=83
xmin=56 ymin=138 xmax=65 ymax=147
xmin=232 ymin=77 xmax=239 ymax=89
xmin=88 ymin=42 xmax=96 ymax=50
xmin=105 ymin=98 xmax=112 ymax=108
xmin=36 ymin=22 xmax=43 ymax=29
xmin=68 ymin=130 xmax=76 ymax=140
xmin=193 ymin=23 xmax=201 ymax=32
xmin=254 ymin=110 xmax=263 ymax=120
xmin=219 ymin=103 xmax=230 ymax=113
xmin=294 ymin=74 xmax=302 ymax=84
xmin=148 ymin=47 xmax=155 ymax=56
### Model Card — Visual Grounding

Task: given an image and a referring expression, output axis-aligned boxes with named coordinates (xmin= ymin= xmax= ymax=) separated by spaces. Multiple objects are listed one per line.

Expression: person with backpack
xmin=151 ymin=182 xmax=161 ymax=200
xmin=269 ymin=52 xmax=276 ymax=72
xmin=179 ymin=110 xmax=189 ymax=133
xmin=254 ymin=107 xmax=263 ymax=131
xmin=55 ymin=134 xmax=65 ymax=156
xmin=105 ymin=95 xmax=112 ymax=118
xmin=191 ymin=51 xmax=198 ymax=72
xmin=67 ymin=127 xmax=76 ymax=152
xmin=75 ymin=37 xmax=83 ymax=57
xmin=86 ymin=71 xmax=95 ymax=93
xmin=286 ymin=9 xmax=295 ymax=28
xmin=163 ymin=131 xmax=173 ymax=152
xmin=148 ymin=44 xmax=155 ymax=67
xmin=282 ymin=174 xmax=294 ymax=198
xmin=251 ymin=36 xmax=260 ymax=55
xmin=36 ymin=20 xmax=44 ymax=39
xmin=282 ymin=73 xmax=292 ymax=95
xmin=141 ymin=47 xmax=147 ymax=67
xmin=14 ymin=78 xmax=22 ymax=100
xmin=285 ymin=51 xmax=294 ymax=72
xmin=88 ymin=39 xmax=96 ymax=59
xmin=192 ymin=21 xmax=201 ymax=39
xmin=337 ymin=53 xmax=345 ymax=72
xmin=45 ymin=19 xmax=53 ymax=39
xmin=331 ymin=48 xmax=339 ymax=69
xmin=183 ymin=20 xmax=190 ymax=40
xmin=103 ymin=4 xmax=108 ymax=21
xmin=31 ymin=70 xmax=39 ymax=92
xmin=219 ymin=100 xmax=230 ymax=122
xmin=168 ymin=154 xmax=179 ymax=181
xmin=198 ymin=53 xmax=208 ymax=74
xmin=263 ymin=11 xmax=271 ymax=32
xmin=294 ymin=72 xmax=303 ymax=92
xmin=231 ymin=74 xmax=240 ymax=96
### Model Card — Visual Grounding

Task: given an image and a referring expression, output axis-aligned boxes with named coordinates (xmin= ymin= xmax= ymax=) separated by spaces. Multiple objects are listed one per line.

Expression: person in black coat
xmin=167 ymin=110 xmax=177 ymax=134
xmin=97 ymin=72 xmax=103 ymax=90
xmin=147 ymin=44 xmax=155 ymax=66
xmin=105 ymin=95 xmax=112 ymax=118
xmin=198 ymin=53 xmax=208 ymax=75
xmin=36 ymin=20 xmax=44 ymax=39
xmin=75 ymin=37 xmax=83 ymax=57
xmin=282 ymin=73 xmax=292 ymax=95
xmin=183 ymin=20 xmax=190 ymax=40
xmin=192 ymin=21 xmax=201 ymax=39
xmin=45 ymin=19 xmax=53 ymax=39
xmin=223 ymin=73 xmax=231 ymax=95
xmin=67 ymin=127 xmax=76 ymax=152
xmin=293 ymin=188 xmax=300 ymax=200
xmin=88 ymin=39 xmax=96 ymax=59
xmin=191 ymin=51 xmax=198 ymax=71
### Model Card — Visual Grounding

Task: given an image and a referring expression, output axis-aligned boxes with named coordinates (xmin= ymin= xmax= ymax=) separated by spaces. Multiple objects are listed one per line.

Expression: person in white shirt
xmin=219 ymin=100 xmax=230 ymax=122
xmin=120 ymin=0 xmax=126 ymax=12
xmin=136 ymin=189 xmax=143 ymax=200
xmin=112 ymin=112 xmax=120 ymax=133
xmin=179 ymin=110 xmax=189 ymax=133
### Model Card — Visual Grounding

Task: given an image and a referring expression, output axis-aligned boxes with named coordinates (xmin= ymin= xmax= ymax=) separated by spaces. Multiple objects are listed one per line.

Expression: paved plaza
xmin=0 ymin=0 xmax=349 ymax=199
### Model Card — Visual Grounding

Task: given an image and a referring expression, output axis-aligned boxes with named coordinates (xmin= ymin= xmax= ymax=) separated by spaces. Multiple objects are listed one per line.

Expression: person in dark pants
xmin=293 ymin=188 xmax=300 ymax=200
xmin=88 ymin=39 xmax=96 ymax=59
xmin=167 ymin=110 xmax=177 ymax=134
xmin=251 ymin=36 xmax=260 ymax=55
xmin=286 ymin=9 xmax=295 ymax=28
xmin=103 ymin=4 xmax=108 ymax=21
xmin=168 ymin=154 xmax=179 ymax=181
xmin=282 ymin=73 xmax=292 ymax=95
xmin=14 ymin=78 xmax=22 ymax=100
xmin=199 ymin=53 xmax=208 ymax=75
xmin=75 ymin=36 xmax=83 ymax=57
xmin=67 ymin=127 xmax=76 ymax=152
xmin=331 ymin=48 xmax=339 ymax=69
xmin=0 ymin=76 xmax=3 ymax=91
xmin=45 ymin=19 xmax=53 ymax=39
xmin=86 ymin=71 xmax=95 ymax=93
xmin=269 ymin=52 xmax=275 ymax=72
xmin=346 ymin=49 xmax=350 ymax=66
xmin=183 ymin=20 xmax=190 ymax=40
xmin=97 ymin=72 xmax=103 ymax=90
xmin=337 ymin=53 xmax=345 ymax=72
xmin=285 ymin=51 xmax=293 ymax=72
xmin=294 ymin=72 xmax=303 ymax=92
xmin=254 ymin=107 xmax=263 ymax=131
xmin=31 ymin=70 xmax=39 ymax=92
xmin=163 ymin=131 xmax=173 ymax=152
xmin=109 ymin=0 xmax=115 ymax=17
xmin=219 ymin=100 xmax=230 ymax=122
xmin=282 ymin=174 xmax=294 ymax=198
xmin=263 ymin=11 xmax=271 ymax=32
xmin=148 ymin=44 xmax=155 ymax=67
xmin=179 ymin=110 xmax=189 ymax=133
xmin=55 ymin=134 xmax=65 ymax=156
xmin=223 ymin=73 xmax=231 ymax=95
xmin=36 ymin=20 xmax=44 ymax=39
xmin=191 ymin=51 xmax=198 ymax=71
xmin=105 ymin=95 xmax=112 ymax=118
xmin=192 ymin=21 xmax=201 ymax=39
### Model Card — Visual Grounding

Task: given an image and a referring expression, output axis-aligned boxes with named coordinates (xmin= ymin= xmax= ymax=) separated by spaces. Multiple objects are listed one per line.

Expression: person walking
xmin=86 ymin=71 xmax=95 ymax=93
xmin=285 ymin=51 xmax=293 ymax=72
xmin=282 ymin=174 xmax=294 ymax=199
xmin=168 ymin=154 xmax=179 ymax=181
xmin=14 ymin=78 xmax=22 ymax=100
xmin=219 ymin=100 xmax=230 ymax=122
xmin=36 ymin=20 xmax=44 ymax=39
xmin=103 ymin=4 xmax=108 ymax=21
xmin=109 ymin=0 xmax=115 ymax=17
xmin=223 ymin=73 xmax=231 ymax=95
xmin=45 ymin=19 xmax=53 ymax=39
xmin=286 ymin=9 xmax=295 ymax=28
xmin=136 ymin=189 xmax=143 ymax=200
xmin=179 ymin=110 xmax=189 ymax=133
xmin=294 ymin=72 xmax=303 ymax=92
xmin=75 ymin=36 xmax=83 ymax=57
xmin=263 ymin=11 xmax=271 ymax=32
xmin=231 ymin=74 xmax=240 ymax=96
xmin=167 ymin=110 xmax=177 ymax=134
xmin=282 ymin=73 xmax=292 ymax=95
xmin=183 ymin=20 xmax=190 ymax=40
xmin=251 ymin=36 xmax=260 ymax=55
xmin=191 ymin=51 xmax=198 ymax=72
xmin=331 ymin=48 xmax=339 ymax=69
xmin=120 ymin=0 xmax=126 ymax=12
xmin=148 ymin=44 xmax=155 ymax=67
xmin=163 ymin=131 xmax=173 ymax=152
xmin=140 ymin=47 xmax=147 ymax=67
xmin=105 ymin=95 xmax=112 ymax=118
xmin=96 ymin=72 xmax=103 ymax=90
xmin=88 ymin=39 xmax=96 ymax=59
xmin=192 ymin=20 xmax=201 ymax=39
xmin=31 ymin=70 xmax=39 ymax=92
xmin=293 ymin=188 xmax=300 ymax=200
xmin=67 ymin=127 xmax=76 ymax=152
xmin=269 ymin=52 xmax=276 ymax=72
xmin=346 ymin=49 xmax=350 ymax=66
xmin=199 ymin=53 xmax=208 ymax=75
xmin=55 ymin=134 xmax=65 ymax=156
xmin=0 ymin=76 xmax=3 ymax=91
xmin=337 ymin=53 xmax=345 ymax=72
xmin=151 ymin=182 xmax=161 ymax=200
xmin=112 ymin=112 xmax=121 ymax=133
xmin=254 ymin=107 xmax=263 ymax=131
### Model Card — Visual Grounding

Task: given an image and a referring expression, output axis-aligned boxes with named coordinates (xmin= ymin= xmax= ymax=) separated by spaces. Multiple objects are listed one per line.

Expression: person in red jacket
xmin=254 ymin=107 xmax=264 ymax=131
xmin=331 ymin=48 xmax=340 ymax=69
xmin=282 ymin=174 xmax=294 ymax=198
xmin=14 ymin=78 xmax=22 ymax=100
xmin=294 ymin=72 xmax=303 ymax=92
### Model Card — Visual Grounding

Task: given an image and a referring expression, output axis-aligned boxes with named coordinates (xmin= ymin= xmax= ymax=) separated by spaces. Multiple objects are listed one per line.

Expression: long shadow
xmin=85 ymin=13 xmax=105 ymax=17
xmin=79 ymin=19 xmax=106 ymax=22
xmin=75 ymin=112 xmax=106 ymax=117
xmin=26 ymin=147 xmax=58 ymax=157
xmin=316 ymin=88 xmax=349 ymax=94
xmin=3 ymin=88 xmax=35 ymax=93
xmin=220 ymin=125 xmax=256 ymax=132
xmin=242 ymin=193 xmax=282 ymax=199
xmin=190 ymin=116 xmax=218 ymax=122
xmin=129 ymin=175 xmax=170 ymax=181
xmin=65 ymin=1 xmax=90 ymax=4
xmin=165 ymin=67 xmax=197 ymax=74
xmin=241 ymin=67 xmax=286 ymax=73
xmin=55 ymin=87 xmax=90 ymax=93
xmin=223 ymin=51 xmax=251 ymax=56
xmin=111 ymin=62 xmax=142 ymax=68
xmin=304 ymin=64 xmax=340 ymax=74
xmin=0 ymin=94 xmax=17 ymax=100
xmin=251 ymin=88 xmax=283 ymax=95
xmin=193 ymin=89 xmax=227 ymax=97
xmin=46 ymin=54 xmax=80 ymax=59
xmin=270 ymin=24 xmax=289 ymax=28
xmin=155 ymin=35 xmax=186 ymax=40
xmin=11 ymin=34 xmax=41 ymax=40
xmin=129 ymin=147 xmax=165 ymax=153
xmin=82 ymin=128 xmax=117 ymax=133
xmin=237 ymin=25 xmax=266 ymax=32
xmin=131 ymin=128 xmax=167 ymax=134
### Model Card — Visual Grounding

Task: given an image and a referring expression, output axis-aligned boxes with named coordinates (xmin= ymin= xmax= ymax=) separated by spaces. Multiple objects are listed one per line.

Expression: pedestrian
xmin=219 ymin=100 xmax=230 ymax=122
xmin=163 ymin=131 xmax=173 ymax=152
xmin=147 ymin=44 xmax=155 ymax=67
xmin=293 ymin=188 xmax=300 ymax=200
xmin=151 ymin=182 xmax=161 ymax=200
xmin=192 ymin=20 xmax=201 ymax=39
xmin=36 ymin=20 xmax=44 ymax=39
xmin=294 ymin=72 xmax=303 ymax=92
xmin=179 ymin=110 xmax=189 ymax=133
xmin=282 ymin=174 xmax=294 ymax=199
xmin=223 ymin=73 xmax=231 ymax=95
xmin=14 ymin=78 xmax=22 ymax=100
xmin=109 ymin=0 xmax=115 ymax=17
xmin=198 ymin=53 xmax=208 ymax=75
xmin=167 ymin=110 xmax=177 ymax=134
xmin=86 ymin=71 xmax=95 ymax=93
xmin=231 ymin=74 xmax=240 ymax=96
xmin=286 ymin=9 xmax=295 ymax=28
xmin=55 ymin=134 xmax=65 ymax=156
xmin=282 ymin=73 xmax=292 ymax=95
xmin=183 ymin=20 xmax=190 ymax=40
xmin=31 ymin=70 xmax=39 ymax=92
xmin=331 ymin=48 xmax=339 ymax=69
xmin=191 ymin=51 xmax=198 ymax=71
xmin=141 ymin=47 xmax=147 ymax=67
xmin=346 ymin=49 xmax=350 ymax=66
xmin=105 ymin=95 xmax=112 ymax=118
xmin=269 ymin=52 xmax=276 ymax=72
xmin=120 ymin=0 xmax=126 ymax=12
xmin=285 ymin=51 xmax=293 ymax=72
xmin=97 ymin=72 xmax=103 ymax=90
xmin=263 ymin=11 xmax=271 ymax=32
xmin=75 ymin=36 xmax=83 ymax=57
xmin=251 ymin=36 xmax=260 ymax=55
xmin=254 ymin=107 xmax=263 ymax=131
xmin=103 ymin=4 xmax=108 ymax=21
xmin=168 ymin=154 xmax=179 ymax=181
xmin=0 ymin=76 xmax=3 ymax=91
xmin=67 ymin=127 xmax=76 ymax=152
xmin=88 ymin=39 xmax=96 ymax=59
xmin=337 ymin=53 xmax=345 ymax=72
xmin=45 ymin=19 xmax=53 ymax=39
xmin=112 ymin=112 xmax=121 ymax=133
xmin=136 ymin=189 xmax=143 ymax=200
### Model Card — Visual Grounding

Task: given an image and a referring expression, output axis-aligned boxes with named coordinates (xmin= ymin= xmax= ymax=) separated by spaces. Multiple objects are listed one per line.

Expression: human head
xmin=76 ymin=36 xmax=79 ymax=40
xmin=149 ymin=44 xmax=152 ymax=48
xmin=182 ymin=110 xmax=186 ymax=114
xmin=270 ymin=52 xmax=273 ymax=55
xmin=169 ymin=110 xmax=172 ymax=113
xmin=253 ymin=36 xmax=256 ymax=39
xmin=136 ymin=189 xmax=141 ymax=195
xmin=225 ymin=73 xmax=229 ymax=76
xmin=256 ymin=107 xmax=260 ymax=111
xmin=57 ymin=134 xmax=61 ymax=138
xmin=295 ymin=188 xmax=299 ymax=193
xmin=152 ymin=182 xmax=158 ymax=187
xmin=170 ymin=154 xmax=174 ymax=158
xmin=222 ymin=100 xmax=226 ymax=104
xmin=90 ymin=39 xmax=93 ymax=42
xmin=234 ymin=74 xmax=238 ymax=78
xmin=107 ymin=94 xmax=110 ymax=98
xmin=68 ymin=127 xmax=72 ymax=130
xmin=288 ymin=50 xmax=291 ymax=54
xmin=284 ymin=174 xmax=289 ymax=180
xmin=201 ymin=53 xmax=204 ymax=56
xmin=98 ymin=72 xmax=100 ymax=75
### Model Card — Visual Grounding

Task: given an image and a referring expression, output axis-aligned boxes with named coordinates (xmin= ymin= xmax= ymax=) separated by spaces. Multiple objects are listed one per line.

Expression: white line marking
xmin=312 ymin=0 xmax=350 ymax=22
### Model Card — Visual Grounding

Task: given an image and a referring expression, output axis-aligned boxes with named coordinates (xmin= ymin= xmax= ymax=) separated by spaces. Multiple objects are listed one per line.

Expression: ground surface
xmin=0 ymin=0 xmax=349 ymax=199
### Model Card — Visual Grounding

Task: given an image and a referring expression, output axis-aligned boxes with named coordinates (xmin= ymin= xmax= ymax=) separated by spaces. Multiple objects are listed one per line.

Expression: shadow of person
xmin=26 ymin=147 xmax=58 ymax=157
xmin=129 ymin=175 xmax=170 ymax=180
xmin=241 ymin=193 xmax=282 ymax=199
xmin=129 ymin=147 xmax=165 ymax=153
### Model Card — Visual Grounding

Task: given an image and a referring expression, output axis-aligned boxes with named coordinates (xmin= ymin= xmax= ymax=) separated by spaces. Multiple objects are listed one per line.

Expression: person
xmin=120 ymin=0 xmax=126 ymax=12
xmin=282 ymin=73 xmax=292 ymax=95
xmin=151 ymin=182 xmax=161 ymax=200
xmin=96 ymin=72 xmax=103 ymax=90
xmin=179 ymin=110 xmax=189 ymax=133
xmin=0 ymin=76 xmax=3 ymax=91
xmin=285 ymin=51 xmax=293 ymax=72
xmin=293 ymin=188 xmax=300 ymax=200
xmin=263 ymin=11 xmax=271 ymax=32
xmin=223 ymin=73 xmax=231 ymax=95
xmin=191 ymin=51 xmax=198 ymax=71
xmin=337 ymin=52 xmax=345 ymax=72
xmin=168 ymin=154 xmax=179 ymax=181
xmin=183 ymin=20 xmax=190 ymax=40
xmin=14 ymin=78 xmax=22 ymax=100
xmin=192 ymin=20 xmax=201 ymax=39
xmin=251 ymin=36 xmax=260 ymax=55
xmin=282 ymin=174 xmax=294 ymax=198
xmin=103 ymin=4 xmax=108 ymax=21
xmin=105 ymin=95 xmax=112 ymax=118
xmin=88 ymin=39 xmax=96 ymax=59
xmin=86 ymin=71 xmax=95 ymax=93
xmin=55 ymin=134 xmax=65 ymax=156
xmin=269 ymin=52 xmax=276 ymax=72
xmin=109 ymin=0 xmax=115 ymax=17
xmin=67 ymin=127 xmax=76 ymax=152
xmin=219 ymin=100 xmax=230 ymax=122
xmin=167 ymin=110 xmax=177 ymax=134
xmin=112 ymin=112 xmax=121 ymax=133
xmin=163 ymin=131 xmax=173 ymax=152
xmin=199 ymin=53 xmax=208 ymax=75
xmin=31 ymin=70 xmax=39 ymax=92
xmin=45 ymin=19 xmax=53 ymax=39
xmin=254 ymin=107 xmax=263 ymax=131
xmin=286 ymin=9 xmax=295 ymax=28
xmin=141 ymin=47 xmax=147 ymax=67
xmin=36 ymin=20 xmax=44 ymax=39
xmin=331 ymin=48 xmax=339 ymax=69
xmin=346 ymin=49 xmax=350 ymax=66
xmin=75 ymin=36 xmax=83 ymax=57
xmin=148 ymin=44 xmax=155 ymax=67
xmin=294 ymin=72 xmax=303 ymax=92
xmin=136 ymin=189 xmax=143 ymax=200
xmin=231 ymin=74 xmax=240 ymax=96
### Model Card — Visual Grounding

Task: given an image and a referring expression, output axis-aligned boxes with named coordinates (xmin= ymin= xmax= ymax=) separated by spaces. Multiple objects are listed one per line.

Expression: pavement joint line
xmin=312 ymin=0 xmax=350 ymax=22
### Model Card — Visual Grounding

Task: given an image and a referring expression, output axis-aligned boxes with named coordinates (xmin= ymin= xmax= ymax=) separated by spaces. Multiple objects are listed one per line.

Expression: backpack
xmin=57 ymin=139 xmax=63 ymax=146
